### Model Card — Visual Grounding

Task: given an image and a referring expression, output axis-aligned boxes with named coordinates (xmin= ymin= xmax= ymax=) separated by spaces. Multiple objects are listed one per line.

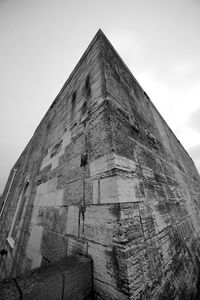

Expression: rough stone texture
xmin=0 ymin=256 xmax=92 ymax=300
xmin=1 ymin=29 xmax=200 ymax=299
xmin=0 ymin=278 xmax=21 ymax=300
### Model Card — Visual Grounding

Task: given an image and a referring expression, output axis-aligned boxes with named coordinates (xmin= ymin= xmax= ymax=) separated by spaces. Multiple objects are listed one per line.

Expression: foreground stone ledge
xmin=0 ymin=255 xmax=93 ymax=300
xmin=0 ymin=278 xmax=21 ymax=300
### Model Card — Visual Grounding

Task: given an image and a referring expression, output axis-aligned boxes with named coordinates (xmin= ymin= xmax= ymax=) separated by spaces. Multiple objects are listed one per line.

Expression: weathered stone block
xmin=92 ymin=179 xmax=99 ymax=204
xmin=41 ymin=230 xmax=68 ymax=262
xmin=36 ymin=182 xmax=47 ymax=196
xmin=55 ymin=189 xmax=64 ymax=206
xmin=114 ymin=153 xmax=136 ymax=172
xmin=62 ymin=130 xmax=71 ymax=147
xmin=62 ymin=134 xmax=85 ymax=162
xmin=99 ymin=175 xmax=144 ymax=204
xmin=66 ymin=206 xmax=79 ymax=236
xmin=40 ymin=130 xmax=71 ymax=172
xmin=100 ymin=176 xmax=118 ymax=203
xmin=67 ymin=154 xmax=82 ymax=170
xmin=44 ymin=191 xmax=56 ymax=206
xmin=86 ymin=117 xmax=112 ymax=161
xmin=63 ymin=180 xmax=83 ymax=205
xmin=51 ymin=158 xmax=59 ymax=170
xmin=83 ymin=205 xmax=117 ymax=245
xmin=88 ymin=242 xmax=114 ymax=286
xmin=46 ymin=177 xmax=57 ymax=193
xmin=85 ymin=178 xmax=93 ymax=204
xmin=40 ymin=207 xmax=67 ymax=234
xmin=117 ymin=176 xmax=145 ymax=203
xmin=114 ymin=203 xmax=143 ymax=244
xmin=89 ymin=153 xmax=115 ymax=176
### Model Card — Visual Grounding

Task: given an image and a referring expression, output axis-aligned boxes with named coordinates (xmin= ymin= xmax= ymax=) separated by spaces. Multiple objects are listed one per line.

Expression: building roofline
xmin=52 ymin=29 xmax=104 ymax=105
xmin=29 ymin=29 xmax=196 ymax=168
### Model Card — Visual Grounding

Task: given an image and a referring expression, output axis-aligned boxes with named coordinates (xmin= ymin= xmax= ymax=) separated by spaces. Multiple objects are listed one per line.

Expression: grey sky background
xmin=1 ymin=0 xmax=200 ymax=193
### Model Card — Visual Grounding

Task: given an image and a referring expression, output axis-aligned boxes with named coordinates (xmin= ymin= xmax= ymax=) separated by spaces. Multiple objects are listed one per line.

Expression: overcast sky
xmin=1 ymin=0 xmax=200 ymax=193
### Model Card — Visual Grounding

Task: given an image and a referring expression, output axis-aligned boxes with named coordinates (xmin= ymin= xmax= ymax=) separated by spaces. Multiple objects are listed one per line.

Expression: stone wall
xmin=0 ymin=255 xmax=92 ymax=300
xmin=99 ymin=34 xmax=200 ymax=299
xmin=0 ymin=30 xmax=106 ymax=280
xmin=1 ymin=30 xmax=200 ymax=299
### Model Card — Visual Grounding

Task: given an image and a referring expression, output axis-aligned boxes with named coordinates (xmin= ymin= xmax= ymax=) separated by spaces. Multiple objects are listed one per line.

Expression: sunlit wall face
xmin=1 ymin=0 xmax=200 ymax=192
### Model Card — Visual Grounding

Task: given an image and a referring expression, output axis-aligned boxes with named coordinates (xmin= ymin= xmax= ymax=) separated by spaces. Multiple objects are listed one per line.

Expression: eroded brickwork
xmin=1 ymin=30 xmax=200 ymax=300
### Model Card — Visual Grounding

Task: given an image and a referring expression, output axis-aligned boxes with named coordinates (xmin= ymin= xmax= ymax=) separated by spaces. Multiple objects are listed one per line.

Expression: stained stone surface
xmin=1 ymin=30 xmax=200 ymax=299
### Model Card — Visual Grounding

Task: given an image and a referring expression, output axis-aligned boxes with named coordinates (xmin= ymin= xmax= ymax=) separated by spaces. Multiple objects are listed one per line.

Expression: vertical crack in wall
xmin=13 ymin=278 xmax=23 ymax=300
xmin=61 ymin=273 xmax=65 ymax=300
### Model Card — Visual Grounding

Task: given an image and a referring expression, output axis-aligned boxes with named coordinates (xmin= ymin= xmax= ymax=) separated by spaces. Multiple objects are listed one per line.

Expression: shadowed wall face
xmin=0 ymin=256 xmax=92 ymax=300
xmin=1 ymin=31 xmax=200 ymax=300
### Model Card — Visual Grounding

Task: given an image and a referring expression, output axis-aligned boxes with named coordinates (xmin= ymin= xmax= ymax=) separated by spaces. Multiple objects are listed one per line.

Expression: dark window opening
xmin=71 ymin=92 xmax=76 ymax=109
xmin=71 ymin=91 xmax=76 ymax=121
xmin=50 ymin=139 xmax=63 ymax=158
xmin=82 ymin=102 xmax=87 ymax=114
xmin=85 ymin=75 xmax=91 ymax=98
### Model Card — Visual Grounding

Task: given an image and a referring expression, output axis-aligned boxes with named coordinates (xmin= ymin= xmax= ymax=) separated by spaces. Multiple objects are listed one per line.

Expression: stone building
xmin=1 ymin=29 xmax=200 ymax=299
